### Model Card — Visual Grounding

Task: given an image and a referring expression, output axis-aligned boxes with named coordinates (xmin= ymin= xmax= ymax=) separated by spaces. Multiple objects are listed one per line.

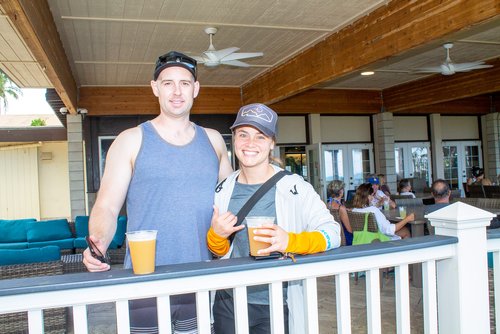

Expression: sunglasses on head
xmin=157 ymin=54 xmax=197 ymax=75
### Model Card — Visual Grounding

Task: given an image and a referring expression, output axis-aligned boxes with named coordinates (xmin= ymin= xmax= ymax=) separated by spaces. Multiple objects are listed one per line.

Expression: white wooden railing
xmin=0 ymin=202 xmax=498 ymax=334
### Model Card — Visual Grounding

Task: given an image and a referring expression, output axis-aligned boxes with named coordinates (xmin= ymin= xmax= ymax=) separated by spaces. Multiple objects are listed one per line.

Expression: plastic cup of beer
xmin=126 ymin=230 xmax=157 ymax=275
xmin=399 ymin=206 xmax=407 ymax=219
xmin=246 ymin=217 xmax=275 ymax=257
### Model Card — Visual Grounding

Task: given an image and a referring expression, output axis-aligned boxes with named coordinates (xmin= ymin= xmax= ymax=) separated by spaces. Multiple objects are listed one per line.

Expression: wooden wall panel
xmin=79 ymin=87 xmax=242 ymax=116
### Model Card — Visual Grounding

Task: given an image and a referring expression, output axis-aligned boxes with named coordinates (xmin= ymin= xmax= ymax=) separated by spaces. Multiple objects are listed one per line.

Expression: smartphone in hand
xmin=85 ymin=236 xmax=110 ymax=264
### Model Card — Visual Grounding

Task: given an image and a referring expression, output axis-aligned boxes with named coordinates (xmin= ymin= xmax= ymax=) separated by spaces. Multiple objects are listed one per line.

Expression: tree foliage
xmin=0 ymin=71 xmax=22 ymax=113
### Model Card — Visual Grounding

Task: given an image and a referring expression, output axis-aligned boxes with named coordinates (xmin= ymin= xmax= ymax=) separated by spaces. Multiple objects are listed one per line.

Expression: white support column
xmin=308 ymin=114 xmax=321 ymax=144
xmin=66 ymin=114 xmax=87 ymax=218
xmin=372 ymin=112 xmax=396 ymax=192
xmin=481 ymin=112 xmax=500 ymax=181
xmin=426 ymin=202 xmax=495 ymax=333
xmin=429 ymin=114 xmax=444 ymax=180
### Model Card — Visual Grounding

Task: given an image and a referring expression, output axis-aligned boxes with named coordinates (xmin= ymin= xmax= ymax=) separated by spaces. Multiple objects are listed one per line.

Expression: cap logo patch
xmin=241 ymin=105 xmax=274 ymax=123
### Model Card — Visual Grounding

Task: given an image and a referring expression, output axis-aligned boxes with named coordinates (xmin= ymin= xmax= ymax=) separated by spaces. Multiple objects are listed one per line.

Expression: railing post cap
xmin=425 ymin=202 xmax=495 ymax=226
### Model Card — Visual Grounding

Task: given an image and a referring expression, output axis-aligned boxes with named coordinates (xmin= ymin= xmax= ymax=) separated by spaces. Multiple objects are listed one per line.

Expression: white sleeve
xmin=372 ymin=208 xmax=396 ymax=236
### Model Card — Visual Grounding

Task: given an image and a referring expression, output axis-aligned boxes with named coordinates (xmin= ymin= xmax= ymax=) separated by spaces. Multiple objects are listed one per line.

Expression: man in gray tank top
xmin=83 ymin=51 xmax=233 ymax=333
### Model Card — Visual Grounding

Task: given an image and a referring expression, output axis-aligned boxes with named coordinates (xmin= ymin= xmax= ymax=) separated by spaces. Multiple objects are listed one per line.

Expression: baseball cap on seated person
xmin=230 ymin=103 xmax=278 ymax=137
xmin=367 ymin=176 xmax=380 ymax=185
xmin=153 ymin=51 xmax=197 ymax=81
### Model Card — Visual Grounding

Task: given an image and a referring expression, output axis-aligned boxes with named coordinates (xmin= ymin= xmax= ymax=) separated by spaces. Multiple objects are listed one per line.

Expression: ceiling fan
xmin=192 ymin=27 xmax=263 ymax=68
xmin=414 ymin=43 xmax=493 ymax=75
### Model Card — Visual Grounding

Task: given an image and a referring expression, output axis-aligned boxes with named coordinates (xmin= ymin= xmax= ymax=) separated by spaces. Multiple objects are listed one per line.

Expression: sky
xmin=4 ymin=88 xmax=54 ymax=115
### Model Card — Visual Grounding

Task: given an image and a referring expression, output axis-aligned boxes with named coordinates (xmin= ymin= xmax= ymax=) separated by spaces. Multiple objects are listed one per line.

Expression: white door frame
xmin=321 ymin=143 xmax=374 ymax=197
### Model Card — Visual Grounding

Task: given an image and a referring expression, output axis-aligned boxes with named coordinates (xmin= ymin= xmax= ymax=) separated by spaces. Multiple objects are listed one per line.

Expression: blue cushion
xmin=74 ymin=216 xmax=89 ymax=238
xmin=0 ymin=219 xmax=36 ymax=243
xmin=27 ymin=219 xmax=72 ymax=242
xmin=0 ymin=246 xmax=61 ymax=265
xmin=0 ymin=242 xmax=29 ymax=249
xmin=112 ymin=216 xmax=127 ymax=247
xmin=73 ymin=237 xmax=87 ymax=249
xmin=29 ymin=239 xmax=75 ymax=250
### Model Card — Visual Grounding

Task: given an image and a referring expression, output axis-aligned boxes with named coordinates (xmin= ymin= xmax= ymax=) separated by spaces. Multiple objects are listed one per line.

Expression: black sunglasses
xmin=85 ymin=236 xmax=110 ymax=264
xmin=157 ymin=54 xmax=197 ymax=76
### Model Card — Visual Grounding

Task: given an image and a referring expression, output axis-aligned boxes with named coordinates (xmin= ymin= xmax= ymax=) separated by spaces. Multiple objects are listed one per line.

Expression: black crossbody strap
xmin=229 ymin=170 xmax=289 ymax=242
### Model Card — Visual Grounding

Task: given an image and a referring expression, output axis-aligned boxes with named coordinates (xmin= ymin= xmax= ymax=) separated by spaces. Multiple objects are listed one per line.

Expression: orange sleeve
xmin=285 ymin=231 xmax=327 ymax=255
xmin=207 ymin=227 xmax=230 ymax=256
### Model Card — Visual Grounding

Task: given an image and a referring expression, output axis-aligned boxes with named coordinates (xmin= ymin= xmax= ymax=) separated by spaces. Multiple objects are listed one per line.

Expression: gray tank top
xmin=125 ymin=121 xmax=219 ymax=268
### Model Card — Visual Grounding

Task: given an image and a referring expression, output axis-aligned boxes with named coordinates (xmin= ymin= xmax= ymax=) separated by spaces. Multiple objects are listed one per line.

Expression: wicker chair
xmin=390 ymin=194 xmax=414 ymax=201
xmin=0 ymin=261 xmax=67 ymax=334
xmin=346 ymin=210 xmax=379 ymax=234
xmin=330 ymin=209 xmax=346 ymax=246
xmin=453 ymin=197 xmax=479 ymax=206
xmin=468 ymin=185 xmax=486 ymax=198
xmin=395 ymin=198 xmax=423 ymax=207
xmin=347 ymin=210 xmax=392 ymax=284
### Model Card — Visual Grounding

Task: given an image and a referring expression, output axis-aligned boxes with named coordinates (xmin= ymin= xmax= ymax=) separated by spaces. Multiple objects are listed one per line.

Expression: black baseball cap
xmin=153 ymin=51 xmax=197 ymax=81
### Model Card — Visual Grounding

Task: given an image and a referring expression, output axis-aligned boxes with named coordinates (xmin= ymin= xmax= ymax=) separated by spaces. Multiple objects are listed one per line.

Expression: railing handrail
xmin=0 ymin=235 xmax=456 ymax=302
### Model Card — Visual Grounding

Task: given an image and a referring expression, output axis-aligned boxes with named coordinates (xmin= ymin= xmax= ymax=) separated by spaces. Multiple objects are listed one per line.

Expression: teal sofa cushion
xmin=74 ymin=216 xmax=89 ymax=238
xmin=0 ymin=246 xmax=61 ymax=265
xmin=0 ymin=242 xmax=28 ymax=249
xmin=111 ymin=216 xmax=127 ymax=247
xmin=73 ymin=215 xmax=126 ymax=249
xmin=73 ymin=237 xmax=87 ymax=249
xmin=0 ymin=218 xmax=36 ymax=243
xmin=29 ymin=239 xmax=74 ymax=250
xmin=27 ymin=219 xmax=72 ymax=242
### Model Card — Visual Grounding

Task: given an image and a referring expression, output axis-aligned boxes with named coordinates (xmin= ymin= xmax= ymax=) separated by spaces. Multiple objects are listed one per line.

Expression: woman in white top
xmin=352 ymin=183 xmax=413 ymax=239
xmin=398 ymin=178 xmax=416 ymax=198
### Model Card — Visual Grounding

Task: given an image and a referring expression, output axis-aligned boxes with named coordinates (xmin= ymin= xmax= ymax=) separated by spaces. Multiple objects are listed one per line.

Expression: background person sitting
xmin=367 ymin=174 xmax=396 ymax=209
xmin=467 ymin=166 xmax=492 ymax=186
xmin=398 ymin=179 xmax=416 ymax=198
xmin=327 ymin=180 xmax=353 ymax=245
xmin=352 ymin=183 xmax=413 ymax=239
xmin=424 ymin=179 xmax=451 ymax=214
xmin=377 ymin=173 xmax=391 ymax=196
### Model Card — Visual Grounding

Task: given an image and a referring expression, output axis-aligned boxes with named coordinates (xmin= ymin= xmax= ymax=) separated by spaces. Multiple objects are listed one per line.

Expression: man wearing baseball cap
xmin=83 ymin=51 xmax=233 ymax=333
xmin=367 ymin=174 xmax=396 ymax=209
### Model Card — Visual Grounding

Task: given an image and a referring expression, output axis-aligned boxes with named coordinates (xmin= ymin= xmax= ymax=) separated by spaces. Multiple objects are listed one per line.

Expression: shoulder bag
xmin=352 ymin=212 xmax=391 ymax=245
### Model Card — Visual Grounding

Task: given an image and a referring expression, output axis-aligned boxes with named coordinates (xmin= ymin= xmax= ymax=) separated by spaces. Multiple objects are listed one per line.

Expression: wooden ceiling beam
xmin=79 ymin=87 xmax=242 ymax=116
xmin=242 ymin=0 xmax=500 ymax=105
xmin=383 ymin=57 xmax=500 ymax=112
xmin=270 ymin=89 xmax=381 ymax=114
xmin=1 ymin=0 xmax=77 ymax=113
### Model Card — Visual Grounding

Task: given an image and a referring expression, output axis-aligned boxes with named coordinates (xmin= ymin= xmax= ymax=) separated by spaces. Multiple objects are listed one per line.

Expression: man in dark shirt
xmin=425 ymin=179 xmax=451 ymax=215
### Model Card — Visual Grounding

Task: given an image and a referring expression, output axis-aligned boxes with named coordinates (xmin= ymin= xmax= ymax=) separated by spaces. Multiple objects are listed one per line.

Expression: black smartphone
xmin=252 ymin=252 xmax=282 ymax=261
xmin=85 ymin=236 xmax=110 ymax=264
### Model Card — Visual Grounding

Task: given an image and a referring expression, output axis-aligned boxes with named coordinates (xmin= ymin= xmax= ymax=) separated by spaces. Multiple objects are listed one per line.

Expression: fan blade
xmin=203 ymin=51 xmax=220 ymax=62
xmin=220 ymin=60 xmax=251 ymax=67
xmin=221 ymin=52 xmax=264 ymax=61
xmin=212 ymin=47 xmax=240 ymax=60
xmin=192 ymin=55 xmax=206 ymax=63
xmin=453 ymin=62 xmax=493 ymax=72
xmin=413 ymin=66 xmax=442 ymax=73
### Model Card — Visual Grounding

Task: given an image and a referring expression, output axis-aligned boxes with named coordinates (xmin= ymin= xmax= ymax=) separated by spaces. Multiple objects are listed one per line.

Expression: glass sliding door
xmin=442 ymin=141 xmax=482 ymax=192
xmin=322 ymin=144 xmax=374 ymax=199
xmin=394 ymin=142 xmax=431 ymax=192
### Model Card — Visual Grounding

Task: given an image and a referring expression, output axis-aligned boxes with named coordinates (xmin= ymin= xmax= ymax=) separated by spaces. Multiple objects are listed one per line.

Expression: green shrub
xmin=30 ymin=118 xmax=46 ymax=126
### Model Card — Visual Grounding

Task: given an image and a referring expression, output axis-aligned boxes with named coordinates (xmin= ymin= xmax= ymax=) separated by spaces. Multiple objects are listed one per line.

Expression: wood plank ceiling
xmin=0 ymin=0 xmax=499 ymax=116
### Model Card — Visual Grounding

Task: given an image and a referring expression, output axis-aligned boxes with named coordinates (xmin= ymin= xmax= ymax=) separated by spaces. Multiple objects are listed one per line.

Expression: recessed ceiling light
xmin=361 ymin=71 xmax=375 ymax=76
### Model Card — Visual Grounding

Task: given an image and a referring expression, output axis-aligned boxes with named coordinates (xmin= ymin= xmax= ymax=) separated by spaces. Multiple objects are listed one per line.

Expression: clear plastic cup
xmin=126 ymin=230 xmax=157 ymax=275
xmin=245 ymin=217 xmax=275 ymax=257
